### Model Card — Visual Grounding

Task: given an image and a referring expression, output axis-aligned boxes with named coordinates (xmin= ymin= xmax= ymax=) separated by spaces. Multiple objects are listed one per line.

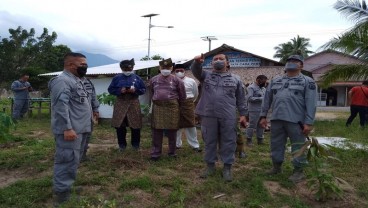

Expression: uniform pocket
xmin=288 ymin=85 xmax=304 ymax=97
xmin=54 ymin=148 xmax=75 ymax=164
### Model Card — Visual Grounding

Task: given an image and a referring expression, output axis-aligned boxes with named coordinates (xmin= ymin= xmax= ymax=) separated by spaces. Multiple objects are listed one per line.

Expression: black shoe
xmin=176 ymin=146 xmax=182 ymax=149
xmin=168 ymin=153 xmax=177 ymax=158
xmin=53 ymin=191 xmax=71 ymax=207
xmin=150 ymin=157 xmax=160 ymax=161
xmin=193 ymin=148 xmax=202 ymax=152
xmin=119 ymin=146 xmax=126 ymax=152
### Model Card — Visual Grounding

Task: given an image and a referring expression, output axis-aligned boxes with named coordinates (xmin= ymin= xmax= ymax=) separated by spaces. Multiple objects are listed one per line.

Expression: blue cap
xmin=286 ymin=55 xmax=304 ymax=64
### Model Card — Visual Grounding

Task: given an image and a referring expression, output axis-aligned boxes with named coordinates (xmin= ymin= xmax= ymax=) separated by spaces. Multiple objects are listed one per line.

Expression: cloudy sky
xmin=0 ymin=0 xmax=353 ymax=62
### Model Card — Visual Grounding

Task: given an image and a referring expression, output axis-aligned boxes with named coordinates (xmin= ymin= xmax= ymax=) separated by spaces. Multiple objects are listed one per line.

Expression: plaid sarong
xmin=179 ymin=98 xmax=196 ymax=128
xmin=111 ymin=95 xmax=142 ymax=129
xmin=151 ymin=99 xmax=179 ymax=129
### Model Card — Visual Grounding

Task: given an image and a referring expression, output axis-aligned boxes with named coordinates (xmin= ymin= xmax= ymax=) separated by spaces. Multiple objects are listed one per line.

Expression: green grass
xmin=0 ymin=112 xmax=368 ymax=207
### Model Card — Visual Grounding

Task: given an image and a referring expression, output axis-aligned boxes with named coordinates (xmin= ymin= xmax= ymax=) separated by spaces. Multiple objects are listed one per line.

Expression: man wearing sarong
xmin=150 ymin=58 xmax=186 ymax=161
xmin=108 ymin=58 xmax=146 ymax=151
xmin=174 ymin=64 xmax=201 ymax=152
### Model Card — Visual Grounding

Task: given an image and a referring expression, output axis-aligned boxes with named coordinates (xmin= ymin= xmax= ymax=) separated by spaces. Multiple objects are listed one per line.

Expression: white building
xmin=39 ymin=60 xmax=162 ymax=118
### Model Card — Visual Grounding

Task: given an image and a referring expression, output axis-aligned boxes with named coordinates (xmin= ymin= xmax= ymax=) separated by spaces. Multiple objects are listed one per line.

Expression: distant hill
xmin=77 ymin=51 xmax=118 ymax=67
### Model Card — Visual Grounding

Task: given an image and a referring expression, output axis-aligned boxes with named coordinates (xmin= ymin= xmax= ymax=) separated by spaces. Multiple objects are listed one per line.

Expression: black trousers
xmin=116 ymin=127 xmax=141 ymax=148
xmin=346 ymin=105 xmax=368 ymax=127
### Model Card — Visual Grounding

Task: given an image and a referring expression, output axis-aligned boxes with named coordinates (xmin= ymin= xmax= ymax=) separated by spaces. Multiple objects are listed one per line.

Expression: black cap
xmin=159 ymin=58 xmax=173 ymax=68
xmin=120 ymin=58 xmax=135 ymax=69
xmin=174 ymin=64 xmax=185 ymax=69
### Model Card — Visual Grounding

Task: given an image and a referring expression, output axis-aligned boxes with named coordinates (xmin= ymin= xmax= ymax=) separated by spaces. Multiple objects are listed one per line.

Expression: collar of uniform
xmin=283 ymin=73 xmax=302 ymax=79
xmin=63 ymin=69 xmax=80 ymax=81
xmin=212 ymin=71 xmax=231 ymax=77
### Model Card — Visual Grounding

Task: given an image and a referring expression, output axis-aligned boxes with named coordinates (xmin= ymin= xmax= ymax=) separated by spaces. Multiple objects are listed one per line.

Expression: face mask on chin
xmin=213 ymin=60 xmax=226 ymax=70
xmin=77 ymin=66 xmax=88 ymax=77
xmin=161 ymin=69 xmax=171 ymax=76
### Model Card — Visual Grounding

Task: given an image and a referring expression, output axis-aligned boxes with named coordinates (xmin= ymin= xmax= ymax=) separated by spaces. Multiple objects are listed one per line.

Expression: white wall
xmin=90 ymin=77 xmax=150 ymax=118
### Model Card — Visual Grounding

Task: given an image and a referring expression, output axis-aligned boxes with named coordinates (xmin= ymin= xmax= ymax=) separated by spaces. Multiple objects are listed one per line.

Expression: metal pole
xmin=148 ymin=16 xmax=152 ymax=60
xmin=208 ymin=39 xmax=211 ymax=51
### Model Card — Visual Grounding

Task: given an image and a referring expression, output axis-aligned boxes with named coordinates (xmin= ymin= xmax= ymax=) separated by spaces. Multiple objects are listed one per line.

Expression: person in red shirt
xmin=346 ymin=81 xmax=368 ymax=127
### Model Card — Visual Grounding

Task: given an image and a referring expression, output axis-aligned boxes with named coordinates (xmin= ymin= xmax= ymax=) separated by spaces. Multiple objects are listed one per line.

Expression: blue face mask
xmin=213 ymin=60 xmax=226 ymax=70
xmin=285 ymin=62 xmax=299 ymax=71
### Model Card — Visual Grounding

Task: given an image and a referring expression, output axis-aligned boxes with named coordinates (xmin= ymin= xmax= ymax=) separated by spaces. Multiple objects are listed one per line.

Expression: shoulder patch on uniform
xmin=308 ymin=82 xmax=316 ymax=90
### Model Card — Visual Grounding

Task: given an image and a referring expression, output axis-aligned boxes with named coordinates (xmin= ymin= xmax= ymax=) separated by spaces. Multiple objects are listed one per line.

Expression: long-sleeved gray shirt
xmin=246 ymin=83 xmax=265 ymax=112
xmin=191 ymin=61 xmax=247 ymax=119
xmin=260 ymin=73 xmax=317 ymax=125
xmin=11 ymin=80 xmax=32 ymax=100
xmin=48 ymin=70 xmax=92 ymax=134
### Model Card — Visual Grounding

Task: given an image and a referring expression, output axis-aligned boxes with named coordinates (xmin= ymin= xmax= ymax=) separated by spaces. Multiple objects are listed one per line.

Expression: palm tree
xmin=273 ymin=35 xmax=314 ymax=63
xmin=320 ymin=0 xmax=368 ymax=87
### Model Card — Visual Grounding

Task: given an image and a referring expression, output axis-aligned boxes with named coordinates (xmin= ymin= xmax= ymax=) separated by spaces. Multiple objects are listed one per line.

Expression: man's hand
xmin=120 ymin=88 xmax=127 ymax=94
xmin=259 ymin=117 xmax=267 ymax=129
xmin=127 ymin=88 xmax=136 ymax=94
xmin=64 ymin=129 xmax=77 ymax=141
xmin=93 ymin=112 xmax=99 ymax=119
xmin=194 ymin=53 xmax=204 ymax=63
xmin=302 ymin=124 xmax=313 ymax=136
xmin=239 ymin=116 xmax=247 ymax=128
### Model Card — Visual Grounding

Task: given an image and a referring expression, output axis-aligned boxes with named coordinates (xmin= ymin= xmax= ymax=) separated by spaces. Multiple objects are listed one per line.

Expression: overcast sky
xmin=0 ymin=0 xmax=353 ymax=62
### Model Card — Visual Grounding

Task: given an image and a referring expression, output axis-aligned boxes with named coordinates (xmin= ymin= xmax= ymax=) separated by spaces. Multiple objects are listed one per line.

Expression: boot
xmin=288 ymin=168 xmax=305 ymax=183
xmin=257 ymin=138 xmax=264 ymax=145
xmin=53 ymin=191 xmax=71 ymax=207
xmin=266 ymin=162 xmax=282 ymax=175
xmin=200 ymin=163 xmax=215 ymax=178
xmin=246 ymin=138 xmax=253 ymax=147
xmin=222 ymin=164 xmax=232 ymax=182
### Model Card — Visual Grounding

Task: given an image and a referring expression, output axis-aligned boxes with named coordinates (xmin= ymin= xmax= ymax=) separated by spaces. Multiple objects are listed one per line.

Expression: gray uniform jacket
xmin=48 ymin=70 xmax=92 ymax=134
xmin=191 ymin=61 xmax=247 ymax=119
xmin=260 ymin=73 xmax=317 ymax=125
xmin=246 ymin=83 xmax=265 ymax=112
xmin=11 ymin=80 xmax=32 ymax=100
xmin=81 ymin=77 xmax=100 ymax=113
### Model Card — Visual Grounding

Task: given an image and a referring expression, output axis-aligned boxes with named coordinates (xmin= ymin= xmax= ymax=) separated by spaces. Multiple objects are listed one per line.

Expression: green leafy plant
xmin=97 ymin=93 xmax=116 ymax=106
xmin=294 ymin=137 xmax=343 ymax=201
xmin=0 ymin=112 xmax=16 ymax=142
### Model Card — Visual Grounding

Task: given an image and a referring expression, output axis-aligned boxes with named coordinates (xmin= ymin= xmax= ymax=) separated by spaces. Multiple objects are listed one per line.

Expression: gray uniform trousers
xmin=53 ymin=133 xmax=88 ymax=193
xmin=270 ymin=120 xmax=307 ymax=168
xmin=12 ymin=99 xmax=29 ymax=119
xmin=201 ymin=116 xmax=237 ymax=165
xmin=246 ymin=111 xmax=264 ymax=139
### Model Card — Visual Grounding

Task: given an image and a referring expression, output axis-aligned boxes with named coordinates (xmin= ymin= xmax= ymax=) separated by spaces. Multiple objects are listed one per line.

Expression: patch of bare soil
xmin=264 ymin=180 xmax=366 ymax=207
xmin=315 ymin=112 xmax=339 ymax=121
xmin=0 ymin=167 xmax=52 ymax=188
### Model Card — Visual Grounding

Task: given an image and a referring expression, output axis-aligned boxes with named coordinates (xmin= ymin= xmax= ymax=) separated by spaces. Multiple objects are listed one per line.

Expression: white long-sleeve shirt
xmin=182 ymin=76 xmax=198 ymax=100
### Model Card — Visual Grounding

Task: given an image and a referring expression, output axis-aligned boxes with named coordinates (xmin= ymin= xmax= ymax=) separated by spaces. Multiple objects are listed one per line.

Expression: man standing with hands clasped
xmin=259 ymin=54 xmax=317 ymax=183
xmin=191 ymin=53 xmax=247 ymax=182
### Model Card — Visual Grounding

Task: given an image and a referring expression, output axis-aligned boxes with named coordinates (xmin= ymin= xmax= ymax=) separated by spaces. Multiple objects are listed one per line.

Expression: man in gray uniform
xmin=81 ymin=77 xmax=100 ymax=161
xmin=11 ymin=74 xmax=33 ymax=120
xmin=191 ymin=53 xmax=247 ymax=182
xmin=48 ymin=52 xmax=92 ymax=205
xmin=259 ymin=55 xmax=317 ymax=183
xmin=245 ymin=75 xmax=267 ymax=146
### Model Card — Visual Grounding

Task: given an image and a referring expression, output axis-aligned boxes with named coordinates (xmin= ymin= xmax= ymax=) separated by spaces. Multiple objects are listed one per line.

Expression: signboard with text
xmin=202 ymin=51 xmax=261 ymax=69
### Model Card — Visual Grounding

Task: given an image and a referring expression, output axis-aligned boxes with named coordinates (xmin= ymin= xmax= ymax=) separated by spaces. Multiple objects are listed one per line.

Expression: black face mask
xmin=259 ymin=83 xmax=266 ymax=88
xmin=77 ymin=66 xmax=88 ymax=77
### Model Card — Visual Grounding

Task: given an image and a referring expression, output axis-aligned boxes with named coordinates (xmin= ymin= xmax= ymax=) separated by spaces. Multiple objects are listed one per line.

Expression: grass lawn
xmin=0 ymin=111 xmax=368 ymax=207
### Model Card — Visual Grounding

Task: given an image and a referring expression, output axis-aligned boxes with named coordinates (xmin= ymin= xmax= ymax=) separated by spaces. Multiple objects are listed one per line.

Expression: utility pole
xmin=201 ymin=36 xmax=217 ymax=51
